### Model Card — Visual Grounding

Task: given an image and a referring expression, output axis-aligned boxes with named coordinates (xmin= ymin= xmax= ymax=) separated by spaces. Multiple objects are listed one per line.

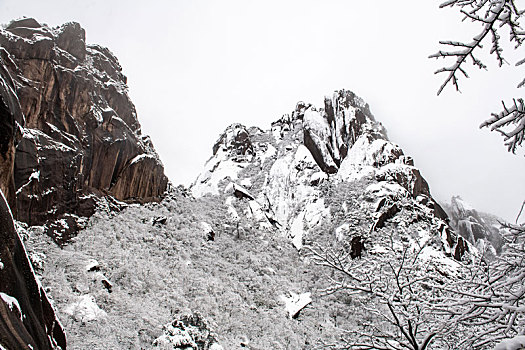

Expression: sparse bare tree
xmin=431 ymin=0 xmax=525 ymax=154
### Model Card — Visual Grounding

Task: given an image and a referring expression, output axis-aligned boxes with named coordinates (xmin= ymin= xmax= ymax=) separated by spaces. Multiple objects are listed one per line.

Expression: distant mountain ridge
xmin=442 ymin=195 xmax=504 ymax=259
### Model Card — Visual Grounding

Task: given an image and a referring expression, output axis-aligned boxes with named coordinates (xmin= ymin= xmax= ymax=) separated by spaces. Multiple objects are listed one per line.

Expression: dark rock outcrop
xmin=212 ymin=123 xmax=254 ymax=161
xmin=0 ymin=18 xmax=168 ymax=242
xmin=0 ymin=50 xmax=23 ymax=212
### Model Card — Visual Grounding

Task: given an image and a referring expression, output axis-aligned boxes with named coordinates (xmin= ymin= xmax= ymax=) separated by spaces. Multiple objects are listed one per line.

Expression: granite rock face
xmin=444 ymin=196 xmax=504 ymax=259
xmin=0 ymin=18 xmax=168 ymax=242
xmin=0 ymin=46 xmax=65 ymax=349
xmin=0 ymin=49 xmax=23 ymax=212
xmin=0 ymin=190 xmax=66 ymax=350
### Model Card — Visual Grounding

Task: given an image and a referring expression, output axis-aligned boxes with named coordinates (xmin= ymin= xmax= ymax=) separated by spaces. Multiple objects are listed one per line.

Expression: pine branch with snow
xmin=480 ymin=98 xmax=525 ymax=154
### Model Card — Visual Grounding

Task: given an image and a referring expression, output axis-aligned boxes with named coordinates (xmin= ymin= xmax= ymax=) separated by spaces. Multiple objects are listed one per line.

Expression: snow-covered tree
xmin=432 ymin=5 xmax=525 ymax=347
xmin=307 ymin=239 xmax=467 ymax=350
xmin=431 ymin=0 xmax=525 ymax=154
xmin=425 ymin=222 xmax=525 ymax=349
xmin=308 ymin=221 xmax=525 ymax=349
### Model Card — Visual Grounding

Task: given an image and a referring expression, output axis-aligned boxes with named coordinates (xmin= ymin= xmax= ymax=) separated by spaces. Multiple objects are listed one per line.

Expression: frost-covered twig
xmin=433 ymin=1 xmax=525 ymax=154
xmin=480 ymin=98 xmax=525 ymax=153
xmin=431 ymin=0 xmax=525 ymax=95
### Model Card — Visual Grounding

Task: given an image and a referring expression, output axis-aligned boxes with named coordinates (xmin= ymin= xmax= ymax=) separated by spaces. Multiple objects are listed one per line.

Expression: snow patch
xmin=200 ymin=222 xmax=213 ymax=235
xmin=129 ymin=153 xmax=155 ymax=166
xmin=310 ymin=171 xmax=328 ymax=185
xmin=494 ymin=336 xmax=525 ymax=350
xmin=280 ymin=292 xmax=312 ymax=319
xmin=335 ymin=223 xmax=350 ymax=241
xmin=16 ymin=170 xmax=40 ymax=195
xmin=303 ymin=109 xmax=330 ymax=138
xmin=418 ymin=246 xmax=459 ymax=274
xmin=85 ymin=259 xmax=100 ymax=272
xmin=366 ymin=181 xmax=408 ymax=199
xmin=64 ymin=295 xmax=107 ymax=322
xmin=303 ymin=199 xmax=328 ymax=227
xmin=192 ymin=156 xmax=245 ymax=197
xmin=240 ymin=178 xmax=252 ymax=188
xmin=0 ymin=292 xmax=23 ymax=321
xmin=290 ymin=212 xmax=305 ymax=249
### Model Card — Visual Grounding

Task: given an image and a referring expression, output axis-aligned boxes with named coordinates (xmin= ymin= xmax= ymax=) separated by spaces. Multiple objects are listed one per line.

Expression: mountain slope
xmin=19 ymin=89 xmax=477 ymax=349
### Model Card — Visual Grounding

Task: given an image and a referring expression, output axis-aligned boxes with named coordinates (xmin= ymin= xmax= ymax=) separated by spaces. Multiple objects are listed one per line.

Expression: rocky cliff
xmin=443 ymin=196 xmax=504 ymax=259
xmin=0 ymin=18 xmax=168 ymax=243
xmin=0 ymin=45 xmax=65 ymax=349
xmin=192 ymin=89 xmax=463 ymax=258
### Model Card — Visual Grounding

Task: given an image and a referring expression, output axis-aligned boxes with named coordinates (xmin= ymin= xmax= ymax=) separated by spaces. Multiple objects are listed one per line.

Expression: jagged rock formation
xmin=443 ymin=196 xmax=504 ymax=258
xmin=193 ymin=89 xmax=463 ymax=258
xmin=0 ymin=51 xmax=65 ymax=349
xmin=0 ymin=18 xmax=168 ymax=242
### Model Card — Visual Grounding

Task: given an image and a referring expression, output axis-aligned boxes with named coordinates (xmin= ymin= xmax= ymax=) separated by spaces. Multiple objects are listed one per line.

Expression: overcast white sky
xmin=0 ymin=0 xmax=523 ymax=222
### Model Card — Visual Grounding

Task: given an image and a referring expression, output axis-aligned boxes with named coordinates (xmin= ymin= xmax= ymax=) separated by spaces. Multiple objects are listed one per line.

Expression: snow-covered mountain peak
xmin=192 ymin=89 xmax=466 ymax=261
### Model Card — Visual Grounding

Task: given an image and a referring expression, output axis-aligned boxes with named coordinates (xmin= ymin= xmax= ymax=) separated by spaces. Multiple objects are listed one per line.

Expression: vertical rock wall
xmin=0 ymin=18 xmax=168 ymax=242
xmin=0 ymin=40 xmax=66 ymax=348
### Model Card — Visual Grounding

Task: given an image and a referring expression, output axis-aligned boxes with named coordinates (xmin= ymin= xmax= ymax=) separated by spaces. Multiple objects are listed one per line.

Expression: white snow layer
xmin=338 ymin=136 xmax=403 ymax=182
xmin=84 ymin=259 xmax=100 ymax=272
xmin=192 ymin=156 xmax=244 ymax=197
xmin=280 ymin=292 xmax=312 ymax=319
xmin=200 ymin=222 xmax=213 ymax=235
xmin=64 ymin=295 xmax=107 ymax=322
xmin=494 ymin=336 xmax=525 ymax=350
xmin=129 ymin=153 xmax=155 ymax=166
xmin=366 ymin=182 xmax=408 ymax=199
xmin=290 ymin=212 xmax=306 ymax=249
xmin=0 ymin=292 xmax=23 ymax=320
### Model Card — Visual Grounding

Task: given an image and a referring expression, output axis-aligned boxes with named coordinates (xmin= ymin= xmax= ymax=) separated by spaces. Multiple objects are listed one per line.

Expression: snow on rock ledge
xmin=280 ymin=292 xmax=312 ymax=319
